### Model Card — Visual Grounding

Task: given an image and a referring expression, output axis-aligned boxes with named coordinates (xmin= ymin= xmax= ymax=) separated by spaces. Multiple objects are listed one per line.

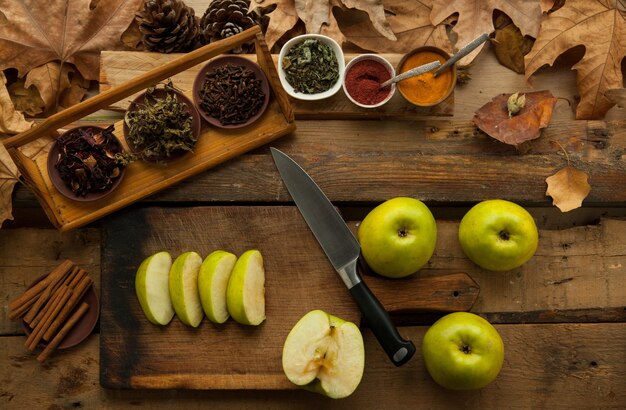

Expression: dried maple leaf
xmin=540 ymin=0 xmax=555 ymax=13
xmin=0 ymin=141 xmax=18 ymax=227
xmin=0 ymin=72 xmax=32 ymax=134
xmin=492 ymin=13 xmax=535 ymax=74
xmin=473 ymin=90 xmax=557 ymax=146
xmin=251 ymin=0 xmax=395 ymax=50
xmin=8 ymin=79 xmax=45 ymax=116
xmin=25 ymin=62 xmax=90 ymax=113
xmin=339 ymin=0 xmax=451 ymax=54
xmin=525 ymin=0 xmax=626 ymax=120
xmin=431 ymin=0 xmax=541 ymax=66
xmin=546 ymin=166 xmax=591 ymax=212
xmin=0 ymin=0 xmax=143 ymax=81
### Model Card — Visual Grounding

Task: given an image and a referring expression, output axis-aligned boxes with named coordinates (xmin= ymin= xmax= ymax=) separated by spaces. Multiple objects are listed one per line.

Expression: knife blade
xmin=271 ymin=147 xmax=415 ymax=367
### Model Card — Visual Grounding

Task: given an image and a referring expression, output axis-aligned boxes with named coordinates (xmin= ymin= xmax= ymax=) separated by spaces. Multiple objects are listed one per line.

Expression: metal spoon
xmin=379 ymin=60 xmax=441 ymax=89
xmin=433 ymin=33 xmax=490 ymax=77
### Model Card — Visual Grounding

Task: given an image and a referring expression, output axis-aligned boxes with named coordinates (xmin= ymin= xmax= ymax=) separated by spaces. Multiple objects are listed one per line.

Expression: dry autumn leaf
xmin=430 ymin=0 xmax=541 ymax=66
xmin=525 ymin=0 xmax=626 ymax=120
xmin=0 ymin=0 xmax=143 ymax=81
xmin=492 ymin=13 xmax=535 ymax=74
xmin=0 ymin=72 xmax=32 ymax=134
xmin=473 ymin=90 xmax=558 ymax=146
xmin=250 ymin=0 xmax=395 ymax=50
xmin=546 ymin=166 xmax=591 ymax=212
xmin=339 ymin=0 xmax=451 ymax=54
xmin=0 ymin=141 xmax=18 ymax=227
xmin=606 ymin=88 xmax=626 ymax=108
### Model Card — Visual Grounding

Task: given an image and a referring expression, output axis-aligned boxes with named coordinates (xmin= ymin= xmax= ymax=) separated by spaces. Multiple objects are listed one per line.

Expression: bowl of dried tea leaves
xmin=278 ymin=34 xmax=345 ymax=101
xmin=124 ymin=80 xmax=201 ymax=163
xmin=193 ymin=55 xmax=270 ymax=129
xmin=47 ymin=125 xmax=126 ymax=202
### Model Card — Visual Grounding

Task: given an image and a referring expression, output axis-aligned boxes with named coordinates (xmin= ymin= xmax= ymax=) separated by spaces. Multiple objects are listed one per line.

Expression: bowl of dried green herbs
xmin=123 ymin=81 xmax=201 ymax=162
xmin=278 ymin=34 xmax=345 ymax=101
xmin=193 ymin=55 xmax=270 ymax=129
xmin=47 ymin=125 xmax=126 ymax=201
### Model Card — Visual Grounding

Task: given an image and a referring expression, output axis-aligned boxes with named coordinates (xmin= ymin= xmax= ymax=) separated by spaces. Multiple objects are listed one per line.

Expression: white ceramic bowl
xmin=342 ymin=54 xmax=396 ymax=109
xmin=278 ymin=34 xmax=345 ymax=101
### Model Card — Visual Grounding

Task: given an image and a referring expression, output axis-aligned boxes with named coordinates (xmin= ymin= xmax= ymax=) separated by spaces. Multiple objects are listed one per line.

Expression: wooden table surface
xmin=2 ymin=47 xmax=625 ymax=408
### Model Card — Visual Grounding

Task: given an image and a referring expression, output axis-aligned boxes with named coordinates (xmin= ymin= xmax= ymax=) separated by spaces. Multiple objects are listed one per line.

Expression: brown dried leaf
xmin=251 ymin=0 xmax=299 ymax=50
xmin=545 ymin=166 xmax=591 ymax=212
xmin=339 ymin=0 xmax=451 ymax=54
xmin=0 ymin=141 xmax=18 ymax=227
xmin=493 ymin=13 xmax=535 ymax=74
xmin=605 ymin=88 xmax=626 ymax=108
xmin=7 ymin=79 xmax=45 ymax=116
xmin=473 ymin=90 xmax=557 ymax=146
xmin=431 ymin=0 xmax=541 ymax=66
xmin=540 ymin=0 xmax=555 ymax=13
xmin=525 ymin=0 xmax=626 ymax=120
xmin=0 ymin=0 xmax=144 ymax=81
xmin=0 ymin=72 xmax=32 ymax=134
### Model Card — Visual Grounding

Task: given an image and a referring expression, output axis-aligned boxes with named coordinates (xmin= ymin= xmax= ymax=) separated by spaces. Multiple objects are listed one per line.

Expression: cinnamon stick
xmin=8 ymin=296 xmax=37 ymax=320
xmin=37 ymin=302 xmax=90 ymax=363
xmin=8 ymin=260 xmax=73 ymax=311
xmin=23 ymin=263 xmax=72 ymax=324
xmin=29 ymin=266 xmax=85 ymax=329
xmin=43 ymin=276 xmax=92 ymax=342
xmin=25 ymin=286 xmax=69 ymax=350
xmin=30 ymin=279 xmax=70 ymax=328
xmin=68 ymin=268 xmax=87 ymax=289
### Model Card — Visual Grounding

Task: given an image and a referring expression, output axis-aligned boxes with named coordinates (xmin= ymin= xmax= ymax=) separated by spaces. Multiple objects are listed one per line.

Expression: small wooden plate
xmin=21 ymin=275 xmax=99 ymax=350
xmin=192 ymin=55 xmax=270 ymax=129
xmin=123 ymin=87 xmax=202 ymax=162
xmin=47 ymin=126 xmax=126 ymax=202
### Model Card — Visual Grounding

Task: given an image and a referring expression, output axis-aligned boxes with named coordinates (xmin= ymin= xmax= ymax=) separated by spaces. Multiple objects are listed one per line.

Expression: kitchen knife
xmin=271 ymin=147 xmax=416 ymax=367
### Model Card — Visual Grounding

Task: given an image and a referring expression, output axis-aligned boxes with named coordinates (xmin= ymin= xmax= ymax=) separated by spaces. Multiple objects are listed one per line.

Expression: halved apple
xmin=198 ymin=250 xmax=237 ymax=323
xmin=169 ymin=251 xmax=203 ymax=327
xmin=282 ymin=310 xmax=365 ymax=399
xmin=226 ymin=250 xmax=265 ymax=326
xmin=135 ymin=251 xmax=174 ymax=325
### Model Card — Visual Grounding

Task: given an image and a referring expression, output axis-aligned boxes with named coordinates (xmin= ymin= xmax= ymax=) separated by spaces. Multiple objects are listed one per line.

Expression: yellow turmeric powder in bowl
xmin=397 ymin=47 xmax=456 ymax=107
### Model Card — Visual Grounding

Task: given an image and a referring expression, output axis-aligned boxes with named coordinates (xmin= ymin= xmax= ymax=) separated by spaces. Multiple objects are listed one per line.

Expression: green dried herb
xmin=124 ymin=80 xmax=195 ymax=162
xmin=282 ymin=39 xmax=339 ymax=94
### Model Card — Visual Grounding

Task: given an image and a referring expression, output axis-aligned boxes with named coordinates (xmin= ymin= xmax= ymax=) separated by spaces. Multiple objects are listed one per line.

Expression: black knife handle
xmin=349 ymin=280 xmax=416 ymax=367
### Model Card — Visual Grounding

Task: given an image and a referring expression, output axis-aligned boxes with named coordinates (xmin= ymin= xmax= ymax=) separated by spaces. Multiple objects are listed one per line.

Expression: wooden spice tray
xmin=3 ymin=27 xmax=296 ymax=232
xmin=101 ymin=53 xmax=454 ymax=118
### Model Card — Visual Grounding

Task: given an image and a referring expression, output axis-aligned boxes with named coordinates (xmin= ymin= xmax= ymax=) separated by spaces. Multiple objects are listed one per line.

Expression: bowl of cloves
xmin=192 ymin=55 xmax=270 ymax=129
xmin=47 ymin=125 xmax=126 ymax=202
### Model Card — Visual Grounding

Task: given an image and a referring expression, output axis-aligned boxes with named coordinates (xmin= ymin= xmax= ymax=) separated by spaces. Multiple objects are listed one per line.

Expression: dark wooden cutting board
xmin=100 ymin=206 xmax=478 ymax=389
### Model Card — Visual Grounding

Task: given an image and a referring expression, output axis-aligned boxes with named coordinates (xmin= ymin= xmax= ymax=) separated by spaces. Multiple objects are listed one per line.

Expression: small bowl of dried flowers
xmin=192 ymin=55 xmax=270 ymax=129
xmin=123 ymin=80 xmax=202 ymax=163
xmin=47 ymin=125 xmax=126 ymax=202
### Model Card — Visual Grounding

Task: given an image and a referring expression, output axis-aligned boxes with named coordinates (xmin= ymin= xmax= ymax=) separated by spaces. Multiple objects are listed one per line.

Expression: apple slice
xmin=135 ymin=251 xmax=174 ymax=325
xmin=282 ymin=310 xmax=365 ymax=399
xmin=226 ymin=250 xmax=265 ymax=325
xmin=169 ymin=251 xmax=204 ymax=327
xmin=198 ymin=250 xmax=237 ymax=323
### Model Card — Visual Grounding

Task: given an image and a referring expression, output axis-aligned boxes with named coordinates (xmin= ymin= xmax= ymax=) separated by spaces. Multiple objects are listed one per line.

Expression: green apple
xmin=198 ymin=250 xmax=237 ymax=323
xmin=226 ymin=250 xmax=265 ymax=326
xmin=357 ymin=197 xmax=437 ymax=278
xmin=282 ymin=310 xmax=364 ymax=399
xmin=422 ymin=312 xmax=504 ymax=390
xmin=458 ymin=199 xmax=538 ymax=271
xmin=135 ymin=251 xmax=174 ymax=325
xmin=169 ymin=251 xmax=204 ymax=327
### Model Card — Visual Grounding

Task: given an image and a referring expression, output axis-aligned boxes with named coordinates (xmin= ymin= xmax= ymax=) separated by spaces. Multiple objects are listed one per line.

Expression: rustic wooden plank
xmin=99 ymin=206 xmax=477 ymax=389
xmin=0 ymin=228 xmax=100 ymax=335
xmin=3 ymin=323 xmax=625 ymax=407
xmin=100 ymin=52 xmax=454 ymax=118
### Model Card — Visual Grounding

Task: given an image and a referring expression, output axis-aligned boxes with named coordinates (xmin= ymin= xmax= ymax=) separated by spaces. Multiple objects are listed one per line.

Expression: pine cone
xmin=136 ymin=0 xmax=200 ymax=53
xmin=200 ymin=0 xmax=259 ymax=53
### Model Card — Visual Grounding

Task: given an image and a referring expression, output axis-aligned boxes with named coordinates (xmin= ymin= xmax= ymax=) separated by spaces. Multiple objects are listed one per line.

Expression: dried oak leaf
xmin=545 ymin=166 xmax=591 ymax=212
xmin=0 ymin=72 xmax=32 ymax=134
xmin=0 ymin=0 xmax=143 ymax=81
xmin=0 ymin=141 xmax=18 ymax=227
xmin=605 ymin=88 xmax=626 ymax=108
xmin=250 ymin=0 xmax=395 ymax=50
xmin=493 ymin=13 xmax=535 ymax=74
xmin=524 ymin=0 xmax=626 ymax=120
xmin=431 ymin=0 xmax=541 ymax=66
xmin=338 ymin=0 xmax=452 ymax=54
xmin=473 ymin=90 xmax=557 ymax=146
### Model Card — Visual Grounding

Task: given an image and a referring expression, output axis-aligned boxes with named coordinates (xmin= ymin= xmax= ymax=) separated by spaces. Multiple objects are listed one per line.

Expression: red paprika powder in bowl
xmin=343 ymin=54 xmax=395 ymax=108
